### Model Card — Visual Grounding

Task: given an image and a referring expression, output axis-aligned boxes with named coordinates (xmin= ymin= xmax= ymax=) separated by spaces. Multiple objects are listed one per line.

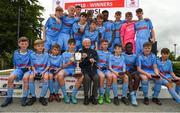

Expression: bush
xmin=173 ymin=62 xmax=180 ymax=77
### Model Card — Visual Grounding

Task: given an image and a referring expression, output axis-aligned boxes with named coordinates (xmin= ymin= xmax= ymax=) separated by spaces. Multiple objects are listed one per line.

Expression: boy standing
xmin=83 ymin=21 xmax=99 ymax=50
xmin=113 ymin=11 xmax=125 ymax=48
xmin=72 ymin=12 xmax=88 ymax=51
xmin=43 ymin=6 xmax=63 ymax=51
xmin=135 ymin=8 xmax=155 ymax=54
xmin=121 ymin=12 xmax=136 ymax=53
xmin=102 ymin=10 xmax=115 ymax=52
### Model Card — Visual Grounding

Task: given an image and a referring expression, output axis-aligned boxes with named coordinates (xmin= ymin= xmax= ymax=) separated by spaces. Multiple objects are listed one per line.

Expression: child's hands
xmin=174 ymin=76 xmax=180 ymax=81
xmin=33 ymin=70 xmax=37 ymax=77
xmin=70 ymin=56 xmax=75 ymax=62
xmin=146 ymin=73 xmax=152 ymax=79
xmin=79 ymin=27 xmax=85 ymax=33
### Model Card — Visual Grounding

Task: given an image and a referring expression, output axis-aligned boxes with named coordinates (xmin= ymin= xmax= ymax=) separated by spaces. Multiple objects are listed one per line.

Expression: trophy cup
xmin=74 ymin=52 xmax=82 ymax=76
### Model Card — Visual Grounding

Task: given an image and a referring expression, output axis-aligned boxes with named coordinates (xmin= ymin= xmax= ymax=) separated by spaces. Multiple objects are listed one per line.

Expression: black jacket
xmin=79 ymin=48 xmax=98 ymax=76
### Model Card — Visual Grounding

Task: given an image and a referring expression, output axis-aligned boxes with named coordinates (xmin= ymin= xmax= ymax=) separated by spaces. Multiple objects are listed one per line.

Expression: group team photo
xmin=0 ymin=0 xmax=180 ymax=111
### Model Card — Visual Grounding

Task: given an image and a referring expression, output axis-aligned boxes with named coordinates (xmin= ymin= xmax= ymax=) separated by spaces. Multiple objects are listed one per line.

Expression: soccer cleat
xmin=152 ymin=98 xmax=162 ymax=105
xmin=39 ymin=97 xmax=48 ymax=106
xmin=143 ymin=97 xmax=149 ymax=105
xmin=64 ymin=95 xmax=70 ymax=104
xmin=98 ymin=95 xmax=104 ymax=105
xmin=130 ymin=92 xmax=138 ymax=106
xmin=113 ymin=97 xmax=119 ymax=105
xmin=26 ymin=97 xmax=36 ymax=106
xmin=21 ymin=97 xmax=27 ymax=106
xmin=1 ymin=97 xmax=13 ymax=107
xmin=105 ymin=93 xmax=111 ymax=103
xmin=54 ymin=94 xmax=61 ymax=102
xmin=83 ymin=96 xmax=89 ymax=105
xmin=48 ymin=94 xmax=54 ymax=102
xmin=121 ymin=97 xmax=129 ymax=105
xmin=71 ymin=96 xmax=78 ymax=104
xmin=91 ymin=96 xmax=98 ymax=105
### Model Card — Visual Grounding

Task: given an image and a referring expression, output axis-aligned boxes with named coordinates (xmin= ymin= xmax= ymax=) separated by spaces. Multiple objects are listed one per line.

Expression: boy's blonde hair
xmin=68 ymin=6 xmax=75 ymax=11
xmin=34 ymin=39 xmax=45 ymax=46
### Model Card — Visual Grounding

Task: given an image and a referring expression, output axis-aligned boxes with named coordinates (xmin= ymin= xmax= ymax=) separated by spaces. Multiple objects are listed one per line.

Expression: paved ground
xmin=0 ymin=98 xmax=179 ymax=112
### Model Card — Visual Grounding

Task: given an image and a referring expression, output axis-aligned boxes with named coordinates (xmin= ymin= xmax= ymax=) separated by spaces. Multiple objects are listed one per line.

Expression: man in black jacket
xmin=79 ymin=38 xmax=99 ymax=105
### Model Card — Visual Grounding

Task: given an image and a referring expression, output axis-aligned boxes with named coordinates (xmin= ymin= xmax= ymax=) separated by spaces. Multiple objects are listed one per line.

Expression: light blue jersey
xmin=13 ymin=49 xmax=33 ymax=69
xmin=123 ymin=53 xmax=137 ymax=72
xmin=109 ymin=54 xmax=126 ymax=72
xmin=137 ymin=53 xmax=156 ymax=74
xmin=72 ymin=22 xmax=88 ymax=50
xmin=45 ymin=17 xmax=62 ymax=50
xmin=103 ymin=21 xmax=115 ymax=43
xmin=135 ymin=19 xmax=153 ymax=53
xmin=30 ymin=52 xmax=50 ymax=73
xmin=49 ymin=54 xmax=62 ymax=68
xmin=157 ymin=58 xmax=173 ymax=79
xmin=83 ymin=29 xmax=99 ymax=49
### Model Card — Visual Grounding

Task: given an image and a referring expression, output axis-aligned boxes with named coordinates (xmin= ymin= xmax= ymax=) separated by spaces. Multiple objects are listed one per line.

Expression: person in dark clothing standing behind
xmin=79 ymin=38 xmax=99 ymax=105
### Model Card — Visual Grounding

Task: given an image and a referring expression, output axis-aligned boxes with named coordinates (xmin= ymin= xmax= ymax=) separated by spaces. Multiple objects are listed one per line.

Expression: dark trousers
xmin=127 ymin=71 xmax=141 ymax=92
xmin=83 ymin=72 xmax=99 ymax=98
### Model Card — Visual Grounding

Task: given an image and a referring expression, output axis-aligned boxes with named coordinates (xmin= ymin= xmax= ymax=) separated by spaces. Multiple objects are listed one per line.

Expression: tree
xmin=176 ymin=56 xmax=180 ymax=61
xmin=0 ymin=0 xmax=44 ymax=69
xmin=169 ymin=52 xmax=175 ymax=61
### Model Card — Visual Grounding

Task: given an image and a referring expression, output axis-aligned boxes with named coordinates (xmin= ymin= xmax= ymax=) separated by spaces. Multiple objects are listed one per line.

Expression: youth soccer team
xmin=1 ymin=5 xmax=180 ymax=107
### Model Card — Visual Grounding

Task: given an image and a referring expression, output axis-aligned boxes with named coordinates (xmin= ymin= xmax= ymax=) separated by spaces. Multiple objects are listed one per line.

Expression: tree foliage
xmin=0 ymin=0 xmax=44 ymax=69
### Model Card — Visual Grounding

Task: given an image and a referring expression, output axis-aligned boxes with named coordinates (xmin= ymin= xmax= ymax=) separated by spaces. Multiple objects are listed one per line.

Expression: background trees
xmin=0 ymin=0 xmax=44 ymax=69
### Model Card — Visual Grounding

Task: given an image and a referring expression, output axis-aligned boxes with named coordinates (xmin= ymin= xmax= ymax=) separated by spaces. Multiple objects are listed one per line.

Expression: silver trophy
xmin=74 ymin=52 xmax=82 ymax=75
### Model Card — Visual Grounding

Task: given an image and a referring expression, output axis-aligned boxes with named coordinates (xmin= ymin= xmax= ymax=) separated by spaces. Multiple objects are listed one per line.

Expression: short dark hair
xmin=100 ymin=39 xmax=108 ymax=44
xmin=143 ymin=42 xmax=152 ymax=48
xmin=102 ymin=10 xmax=109 ymax=14
xmin=125 ymin=12 xmax=132 ymax=17
xmin=90 ymin=20 xmax=97 ymax=25
xmin=75 ymin=5 xmax=81 ymax=9
xmin=114 ymin=44 xmax=122 ymax=49
xmin=136 ymin=8 xmax=143 ymax=13
xmin=161 ymin=48 xmax=170 ymax=54
xmin=68 ymin=38 xmax=76 ymax=44
xmin=50 ymin=43 xmax=61 ymax=54
xmin=80 ymin=12 xmax=88 ymax=18
xmin=18 ymin=36 xmax=29 ymax=43
xmin=125 ymin=42 xmax=133 ymax=48
xmin=115 ymin=11 xmax=121 ymax=15
xmin=87 ymin=10 xmax=93 ymax=16
xmin=51 ymin=43 xmax=60 ymax=50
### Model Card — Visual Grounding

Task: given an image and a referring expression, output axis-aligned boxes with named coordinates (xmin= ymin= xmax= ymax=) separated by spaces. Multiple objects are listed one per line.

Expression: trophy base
xmin=74 ymin=68 xmax=82 ymax=77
